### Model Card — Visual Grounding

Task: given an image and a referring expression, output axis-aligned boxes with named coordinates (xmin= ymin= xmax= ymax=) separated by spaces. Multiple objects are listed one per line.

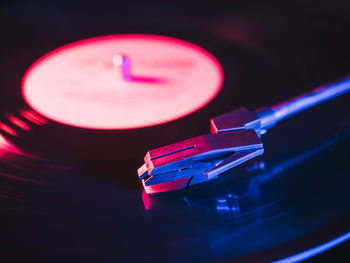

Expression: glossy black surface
xmin=0 ymin=1 xmax=350 ymax=262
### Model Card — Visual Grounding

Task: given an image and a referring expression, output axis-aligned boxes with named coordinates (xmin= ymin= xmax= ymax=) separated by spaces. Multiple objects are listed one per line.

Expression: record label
xmin=21 ymin=34 xmax=223 ymax=130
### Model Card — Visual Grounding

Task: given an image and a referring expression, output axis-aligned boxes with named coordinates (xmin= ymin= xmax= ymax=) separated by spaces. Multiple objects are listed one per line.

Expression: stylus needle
xmin=138 ymin=75 xmax=350 ymax=194
xmin=138 ymin=129 xmax=263 ymax=194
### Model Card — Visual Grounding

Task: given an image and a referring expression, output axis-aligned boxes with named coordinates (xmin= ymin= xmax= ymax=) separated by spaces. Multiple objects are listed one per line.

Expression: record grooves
xmin=1 ymin=2 xmax=350 ymax=262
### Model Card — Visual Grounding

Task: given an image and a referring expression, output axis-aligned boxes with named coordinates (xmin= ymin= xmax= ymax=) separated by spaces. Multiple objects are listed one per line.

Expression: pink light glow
xmin=0 ymin=134 xmax=9 ymax=148
xmin=0 ymin=134 xmax=23 ymax=156
xmin=0 ymin=171 xmax=40 ymax=183
xmin=8 ymin=115 xmax=30 ymax=131
xmin=0 ymin=123 xmax=16 ymax=136
xmin=22 ymin=34 xmax=223 ymax=130
xmin=21 ymin=110 xmax=47 ymax=125
xmin=142 ymin=176 xmax=191 ymax=194
xmin=141 ymin=190 xmax=152 ymax=210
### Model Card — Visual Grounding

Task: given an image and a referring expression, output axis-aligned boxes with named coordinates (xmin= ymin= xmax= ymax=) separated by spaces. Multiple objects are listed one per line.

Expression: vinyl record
xmin=1 ymin=1 xmax=350 ymax=262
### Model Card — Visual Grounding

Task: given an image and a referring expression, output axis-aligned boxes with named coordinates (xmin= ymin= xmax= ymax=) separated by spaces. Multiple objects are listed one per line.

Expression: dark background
xmin=1 ymin=0 xmax=350 ymax=262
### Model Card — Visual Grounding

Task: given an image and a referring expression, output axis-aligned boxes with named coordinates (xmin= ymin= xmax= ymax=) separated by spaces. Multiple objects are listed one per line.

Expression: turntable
xmin=1 ymin=1 xmax=350 ymax=262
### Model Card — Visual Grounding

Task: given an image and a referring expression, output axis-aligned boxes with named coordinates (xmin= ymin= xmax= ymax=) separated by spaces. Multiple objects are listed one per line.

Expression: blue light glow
xmin=273 ymin=231 xmax=350 ymax=263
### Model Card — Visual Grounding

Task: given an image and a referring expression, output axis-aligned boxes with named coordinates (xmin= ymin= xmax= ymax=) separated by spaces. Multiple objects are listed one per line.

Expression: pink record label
xmin=22 ymin=34 xmax=223 ymax=130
